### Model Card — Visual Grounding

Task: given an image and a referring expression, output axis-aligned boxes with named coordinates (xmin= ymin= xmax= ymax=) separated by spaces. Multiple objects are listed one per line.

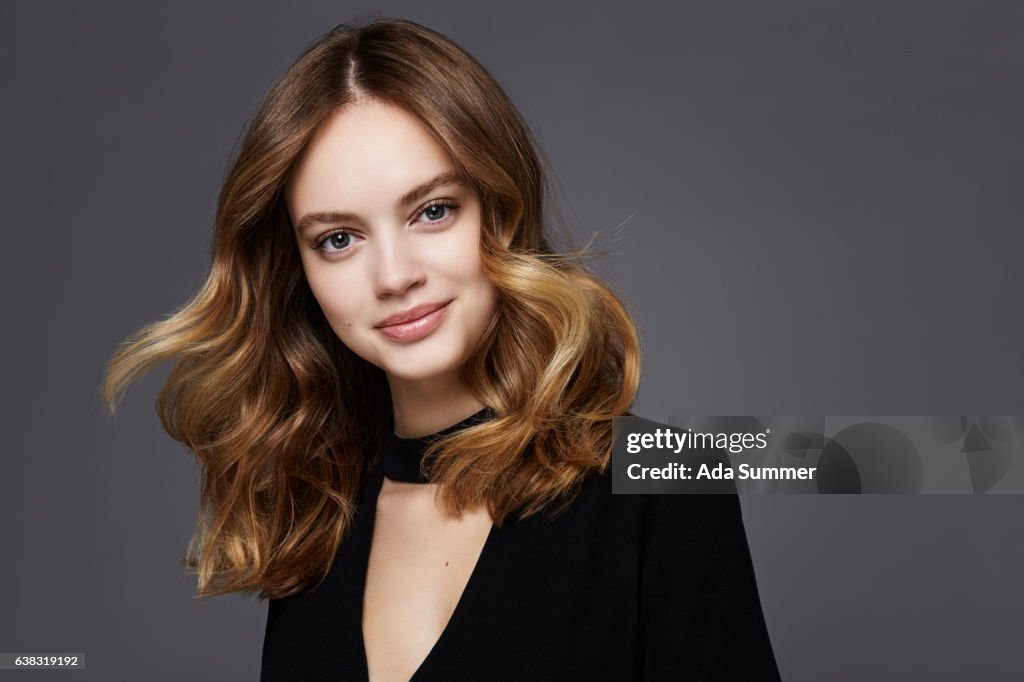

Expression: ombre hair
xmin=102 ymin=17 xmax=640 ymax=600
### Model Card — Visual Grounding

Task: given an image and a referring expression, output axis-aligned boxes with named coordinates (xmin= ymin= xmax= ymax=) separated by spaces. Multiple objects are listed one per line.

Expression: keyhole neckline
xmin=381 ymin=406 xmax=495 ymax=484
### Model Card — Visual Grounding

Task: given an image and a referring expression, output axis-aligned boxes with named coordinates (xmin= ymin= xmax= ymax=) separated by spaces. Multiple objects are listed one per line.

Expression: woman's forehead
xmin=287 ymin=101 xmax=461 ymax=216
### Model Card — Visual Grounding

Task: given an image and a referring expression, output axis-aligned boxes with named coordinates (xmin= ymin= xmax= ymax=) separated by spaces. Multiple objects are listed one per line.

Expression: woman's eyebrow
xmin=397 ymin=170 xmax=465 ymax=208
xmin=294 ymin=170 xmax=466 ymax=235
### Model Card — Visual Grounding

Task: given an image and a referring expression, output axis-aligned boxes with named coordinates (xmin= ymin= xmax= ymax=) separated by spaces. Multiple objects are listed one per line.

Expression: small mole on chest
xmin=444 ymin=561 xmax=449 ymax=567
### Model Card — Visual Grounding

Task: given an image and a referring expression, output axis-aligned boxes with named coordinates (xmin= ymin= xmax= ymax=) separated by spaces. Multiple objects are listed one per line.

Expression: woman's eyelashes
xmin=313 ymin=229 xmax=359 ymax=254
xmin=311 ymin=199 xmax=460 ymax=256
xmin=416 ymin=199 xmax=459 ymax=225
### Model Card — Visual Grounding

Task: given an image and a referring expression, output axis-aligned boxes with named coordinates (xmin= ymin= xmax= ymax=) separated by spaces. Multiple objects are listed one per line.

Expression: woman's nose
xmin=372 ymin=233 xmax=426 ymax=297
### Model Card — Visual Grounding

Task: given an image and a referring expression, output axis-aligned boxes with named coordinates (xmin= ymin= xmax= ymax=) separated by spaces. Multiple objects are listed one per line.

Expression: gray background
xmin=2 ymin=0 xmax=1022 ymax=680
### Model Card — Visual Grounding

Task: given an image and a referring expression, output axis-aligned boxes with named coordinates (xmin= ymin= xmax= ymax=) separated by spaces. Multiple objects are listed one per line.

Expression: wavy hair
xmin=102 ymin=17 xmax=640 ymax=600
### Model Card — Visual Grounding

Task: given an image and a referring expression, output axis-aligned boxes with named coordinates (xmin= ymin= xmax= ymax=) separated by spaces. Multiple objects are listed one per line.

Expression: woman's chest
xmin=362 ymin=481 xmax=494 ymax=681
xmin=261 ymin=470 xmax=645 ymax=681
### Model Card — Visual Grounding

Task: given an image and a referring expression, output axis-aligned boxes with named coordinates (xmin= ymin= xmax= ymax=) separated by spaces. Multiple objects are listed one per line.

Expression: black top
xmin=260 ymin=409 xmax=781 ymax=681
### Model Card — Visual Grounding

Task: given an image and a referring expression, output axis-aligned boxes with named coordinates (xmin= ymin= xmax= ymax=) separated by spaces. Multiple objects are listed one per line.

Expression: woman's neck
xmin=387 ymin=372 xmax=487 ymax=438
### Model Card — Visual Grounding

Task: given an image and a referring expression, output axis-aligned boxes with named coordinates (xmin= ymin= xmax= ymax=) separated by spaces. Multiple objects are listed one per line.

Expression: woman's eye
xmin=417 ymin=201 xmax=458 ymax=224
xmin=315 ymin=230 xmax=354 ymax=253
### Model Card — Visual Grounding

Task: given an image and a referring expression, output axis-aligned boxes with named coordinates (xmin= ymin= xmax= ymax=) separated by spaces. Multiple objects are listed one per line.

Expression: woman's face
xmin=286 ymin=99 xmax=499 ymax=385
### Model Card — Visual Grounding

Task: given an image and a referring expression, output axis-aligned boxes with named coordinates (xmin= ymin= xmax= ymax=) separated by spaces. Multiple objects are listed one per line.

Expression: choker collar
xmin=381 ymin=407 xmax=495 ymax=484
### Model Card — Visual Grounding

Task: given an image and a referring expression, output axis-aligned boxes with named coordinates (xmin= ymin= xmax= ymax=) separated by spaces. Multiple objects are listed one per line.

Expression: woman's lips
xmin=375 ymin=300 xmax=452 ymax=342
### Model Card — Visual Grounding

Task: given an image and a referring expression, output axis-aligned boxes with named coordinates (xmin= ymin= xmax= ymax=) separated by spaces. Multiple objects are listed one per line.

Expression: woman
xmin=103 ymin=17 xmax=781 ymax=681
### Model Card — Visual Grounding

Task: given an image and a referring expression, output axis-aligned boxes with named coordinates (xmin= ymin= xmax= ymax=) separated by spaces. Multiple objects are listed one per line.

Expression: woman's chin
xmin=380 ymin=350 xmax=466 ymax=385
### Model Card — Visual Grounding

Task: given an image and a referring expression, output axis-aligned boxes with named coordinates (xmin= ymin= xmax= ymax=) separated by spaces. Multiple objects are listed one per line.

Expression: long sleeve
xmin=638 ymin=491 xmax=781 ymax=680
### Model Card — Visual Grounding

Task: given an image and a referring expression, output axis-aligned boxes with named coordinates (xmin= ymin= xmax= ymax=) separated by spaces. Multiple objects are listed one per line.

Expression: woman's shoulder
xmin=548 ymin=443 xmax=751 ymax=552
xmin=522 ymin=411 xmax=750 ymax=538
xmin=568 ymin=459 xmax=746 ymax=515
xmin=517 ymin=457 xmax=754 ymax=584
